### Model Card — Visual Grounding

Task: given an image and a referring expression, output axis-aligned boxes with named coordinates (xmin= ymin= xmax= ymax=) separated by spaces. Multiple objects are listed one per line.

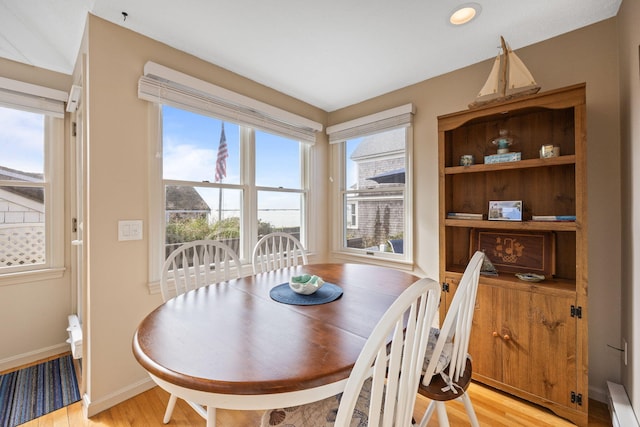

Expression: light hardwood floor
xmin=4 ymin=353 xmax=611 ymax=426
xmin=18 ymin=381 xmax=612 ymax=427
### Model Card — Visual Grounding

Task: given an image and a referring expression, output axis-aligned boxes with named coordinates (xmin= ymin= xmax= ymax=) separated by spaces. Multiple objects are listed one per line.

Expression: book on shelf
xmin=484 ymin=152 xmax=521 ymax=164
xmin=447 ymin=212 xmax=485 ymax=220
xmin=531 ymin=215 xmax=576 ymax=221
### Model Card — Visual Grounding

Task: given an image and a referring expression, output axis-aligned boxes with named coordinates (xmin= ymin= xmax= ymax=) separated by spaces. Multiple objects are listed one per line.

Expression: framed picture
xmin=488 ymin=200 xmax=523 ymax=221
xmin=470 ymin=229 xmax=556 ymax=276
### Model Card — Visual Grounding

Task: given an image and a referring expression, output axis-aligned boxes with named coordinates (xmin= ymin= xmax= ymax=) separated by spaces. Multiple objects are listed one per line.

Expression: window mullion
xmin=241 ymin=127 xmax=256 ymax=261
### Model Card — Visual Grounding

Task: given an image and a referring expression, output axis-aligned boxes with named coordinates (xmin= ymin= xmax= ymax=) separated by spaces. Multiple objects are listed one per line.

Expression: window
xmin=0 ymin=104 xmax=64 ymax=280
xmin=160 ymin=106 xmax=308 ymax=264
xmin=328 ymin=105 xmax=413 ymax=263
xmin=139 ymin=63 xmax=321 ymax=281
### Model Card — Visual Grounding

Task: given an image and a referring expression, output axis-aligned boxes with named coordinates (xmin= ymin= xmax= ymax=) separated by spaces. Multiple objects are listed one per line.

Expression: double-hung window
xmin=139 ymin=62 xmax=321 ymax=281
xmin=0 ymin=78 xmax=66 ymax=283
xmin=328 ymin=104 xmax=414 ymax=264
xmin=160 ymin=108 xmax=308 ymax=260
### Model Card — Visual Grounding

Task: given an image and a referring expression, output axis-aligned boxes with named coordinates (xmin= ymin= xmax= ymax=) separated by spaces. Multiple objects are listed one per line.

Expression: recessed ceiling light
xmin=450 ymin=3 xmax=481 ymax=25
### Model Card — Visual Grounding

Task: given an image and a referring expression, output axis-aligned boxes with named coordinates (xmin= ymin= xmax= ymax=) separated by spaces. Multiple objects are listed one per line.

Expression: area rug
xmin=0 ymin=354 xmax=80 ymax=427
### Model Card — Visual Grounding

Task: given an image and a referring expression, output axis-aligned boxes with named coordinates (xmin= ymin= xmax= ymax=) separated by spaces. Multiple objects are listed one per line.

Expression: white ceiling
xmin=0 ymin=0 xmax=622 ymax=112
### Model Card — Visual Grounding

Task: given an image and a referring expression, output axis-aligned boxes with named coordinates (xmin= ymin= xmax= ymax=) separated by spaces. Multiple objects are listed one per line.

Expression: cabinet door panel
xmin=469 ymin=284 xmax=503 ymax=381
xmin=527 ymin=292 xmax=577 ymax=406
xmin=500 ymin=288 xmax=531 ymax=390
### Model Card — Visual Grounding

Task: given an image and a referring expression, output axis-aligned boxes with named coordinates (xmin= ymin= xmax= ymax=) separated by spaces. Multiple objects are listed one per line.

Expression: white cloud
xmin=163 ymin=136 xmax=215 ymax=181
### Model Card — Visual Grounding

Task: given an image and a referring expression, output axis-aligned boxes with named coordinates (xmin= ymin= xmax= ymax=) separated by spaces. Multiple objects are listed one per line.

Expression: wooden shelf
xmin=445 ymin=154 xmax=576 ymax=174
xmin=444 ymin=218 xmax=577 ymax=231
xmin=444 ymin=268 xmax=576 ymax=297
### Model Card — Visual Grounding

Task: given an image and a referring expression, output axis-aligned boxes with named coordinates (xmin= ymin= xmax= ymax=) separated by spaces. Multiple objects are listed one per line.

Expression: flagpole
xmin=215 ymin=123 xmax=228 ymax=223
xmin=218 ymin=184 xmax=223 ymax=222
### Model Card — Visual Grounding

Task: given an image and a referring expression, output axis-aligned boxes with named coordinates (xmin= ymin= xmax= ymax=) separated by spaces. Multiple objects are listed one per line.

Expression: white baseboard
xmin=0 ymin=342 xmax=69 ymax=372
xmin=607 ymin=381 xmax=640 ymax=427
xmin=83 ymin=377 xmax=155 ymax=417
xmin=589 ymin=384 xmax=609 ymax=403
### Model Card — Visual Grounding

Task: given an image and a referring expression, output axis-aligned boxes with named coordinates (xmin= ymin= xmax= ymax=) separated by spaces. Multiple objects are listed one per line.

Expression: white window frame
xmin=0 ymin=78 xmax=67 ymax=285
xmin=142 ymin=65 xmax=321 ymax=290
xmin=327 ymin=104 xmax=414 ymax=267
xmin=346 ymin=201 xmax=358 ymax=229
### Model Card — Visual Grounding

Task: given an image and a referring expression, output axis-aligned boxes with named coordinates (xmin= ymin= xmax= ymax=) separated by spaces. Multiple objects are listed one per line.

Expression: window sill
xmin=0 ymin=267 xmax=66 ymax=287
xmin=331 ymin=251 xmax=414 ymax=271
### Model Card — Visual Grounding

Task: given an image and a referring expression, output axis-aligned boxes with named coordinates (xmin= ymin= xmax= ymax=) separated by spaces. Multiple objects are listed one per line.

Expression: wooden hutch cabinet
xmin=437 ymin=84 xmax=588 ymax=426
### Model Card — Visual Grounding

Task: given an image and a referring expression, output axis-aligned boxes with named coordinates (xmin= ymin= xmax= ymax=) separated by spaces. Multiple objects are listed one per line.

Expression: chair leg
xmin=163 ymin=393 xmax=178 ymax=424
xmin=461 ymin=393 xmax=480 ymax=427
xmin=206 ymin=406 xmax=216 ymax=427
xmin=417 ymin=400 xmax=435 ymax=427
xmin=435 ymin=401 xmax=450 ymax=427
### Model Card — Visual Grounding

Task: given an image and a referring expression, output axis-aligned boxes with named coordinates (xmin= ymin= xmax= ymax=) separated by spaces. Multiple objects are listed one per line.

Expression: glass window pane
xmin=165 ymin=185 xmax=242 ymax=258
xmin=257 ymin=191 xmax=302 ymax=241
xmin=343 ymin=127 xmax=406 ymax=255
xmin=0 ymin=106 xmax=44 ymax=175
xmin=0 ymin=107 xmax=46 ymax=269
xmin=346 ymin=127 xmax=406 ymax=190
xmin=255 ymin=131 xmax=301 ymax=189
xmin=344 ymin=192 xmax=404 ymax=253
xmin=162 ymin=106 xmax=240 ymax=185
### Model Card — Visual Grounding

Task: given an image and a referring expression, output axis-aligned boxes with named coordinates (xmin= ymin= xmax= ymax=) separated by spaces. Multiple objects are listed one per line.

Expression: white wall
xmin=617 ymin=0 xmax=640 ymax=415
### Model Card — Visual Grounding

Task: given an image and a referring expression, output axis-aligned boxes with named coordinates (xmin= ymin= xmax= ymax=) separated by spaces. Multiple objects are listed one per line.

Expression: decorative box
xmin=470 ymin=229 xmax=556 ymax=276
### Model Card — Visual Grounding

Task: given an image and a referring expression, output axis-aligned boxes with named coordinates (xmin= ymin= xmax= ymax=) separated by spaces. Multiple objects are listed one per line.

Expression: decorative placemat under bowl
xmin=270 ymin=282 xmax=343 ymax=306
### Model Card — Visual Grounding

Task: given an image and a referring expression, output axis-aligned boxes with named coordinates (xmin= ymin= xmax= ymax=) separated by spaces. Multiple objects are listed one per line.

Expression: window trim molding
xmin=326 ymin=104 xmax=415 ymax=144
xmin=0 ymin=77 xmax=67 ymax=118
xmin=138 ymin=62 xmax=323 ymax=144
xmin=329 ymin=111 xmax=414 ymax=265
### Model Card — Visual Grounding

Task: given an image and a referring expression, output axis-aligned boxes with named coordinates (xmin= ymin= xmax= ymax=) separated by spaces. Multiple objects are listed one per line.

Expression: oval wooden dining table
xmin=132 ymin=263 xmax=419 ymax=426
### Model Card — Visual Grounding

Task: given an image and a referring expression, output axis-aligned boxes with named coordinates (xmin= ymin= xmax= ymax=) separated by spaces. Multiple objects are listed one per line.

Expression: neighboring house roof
xmin=350 ymin=128 xmax=405 ymax=161
xmin=368 ymin=168 xmax=405 ymax=184
xmin=165 ymin=185 xmax=211 ymax=212
xmin=0 ymin=165 xmax=44 ymax=204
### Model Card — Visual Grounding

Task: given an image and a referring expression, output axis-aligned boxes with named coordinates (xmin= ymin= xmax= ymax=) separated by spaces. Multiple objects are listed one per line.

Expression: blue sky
xmin=162 ymin=106 xmax=303 ymax=227
xmin=0 ymin=106 xmax=44 ymax=174
xmin=162 ymin=106 xmax=301 ymax=187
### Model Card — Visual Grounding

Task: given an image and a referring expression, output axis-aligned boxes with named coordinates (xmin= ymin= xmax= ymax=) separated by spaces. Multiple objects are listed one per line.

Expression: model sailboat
xmin=469 ymin=36 xmax=540 ymax=108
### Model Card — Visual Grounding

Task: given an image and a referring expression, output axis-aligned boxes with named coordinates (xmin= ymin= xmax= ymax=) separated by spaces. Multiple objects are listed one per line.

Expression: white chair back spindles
xmin=160 ymin=240 xmax=241 ymax=302
xmin=252 ymin=232 xmax=307 ymax=274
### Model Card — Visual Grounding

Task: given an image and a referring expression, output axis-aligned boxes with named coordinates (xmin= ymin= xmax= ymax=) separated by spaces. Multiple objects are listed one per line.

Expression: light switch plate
xmin=118 ymin=220 xmax=143 ymax=241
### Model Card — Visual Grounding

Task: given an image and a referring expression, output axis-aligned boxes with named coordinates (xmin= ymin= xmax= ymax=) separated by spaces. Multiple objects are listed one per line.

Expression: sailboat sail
xmin=505 ymin=47 xmax=539 ymax=93
xmin=477 ymin=54 xmax=501 ymax=98
xmin=470 ymin=36 xmax=540 ymax=108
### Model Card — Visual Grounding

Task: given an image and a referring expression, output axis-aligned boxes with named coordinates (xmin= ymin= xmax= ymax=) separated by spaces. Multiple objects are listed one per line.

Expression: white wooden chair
xmin=160 ymin=239 xmax=241 ymax=302
xmin=261 ymin=277 xmax=441 ymax=427
xmin=416 ymin=250 xmax=484 ymax=427
xmin=159 ymin=239 xmax=242 ymax=424
xmin=252 ymin=232 xmax=308 ymax=274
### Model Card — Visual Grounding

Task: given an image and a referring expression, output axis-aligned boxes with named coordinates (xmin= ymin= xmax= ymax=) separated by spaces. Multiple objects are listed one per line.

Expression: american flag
xmin=214 ymin=123 xmax=228 ymax=182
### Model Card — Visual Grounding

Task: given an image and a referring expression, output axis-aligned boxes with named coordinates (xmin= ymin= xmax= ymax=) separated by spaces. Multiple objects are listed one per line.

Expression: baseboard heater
xmin=607 ymin=381 xmax=639 ymax=427
xmin=66 ymin=314 xmax=82 ymax=359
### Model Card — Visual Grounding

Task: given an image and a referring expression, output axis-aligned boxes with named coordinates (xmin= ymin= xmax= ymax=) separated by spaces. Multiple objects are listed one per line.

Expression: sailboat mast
xmin=500 ymin=36 xmax=508 ymax=98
